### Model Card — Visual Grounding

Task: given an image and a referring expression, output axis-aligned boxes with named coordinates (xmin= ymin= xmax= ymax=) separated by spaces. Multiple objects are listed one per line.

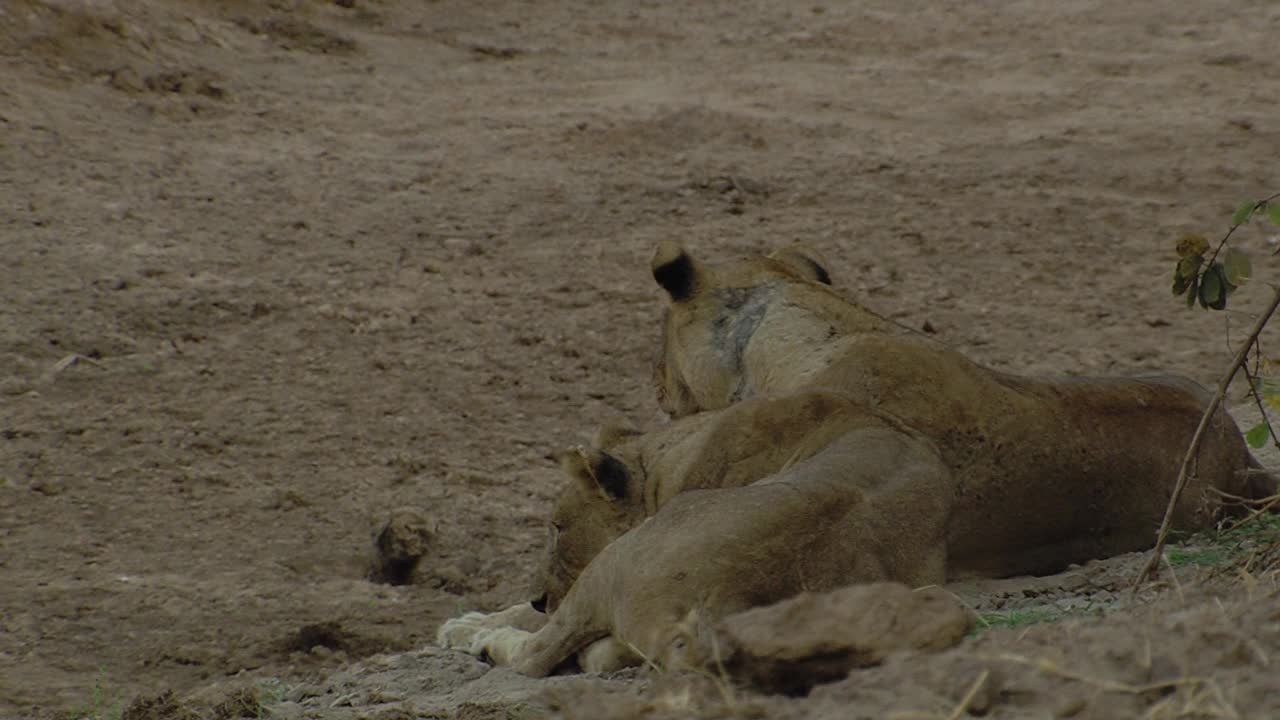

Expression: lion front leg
xmin=436 ymin=602 xmax=546 ymax=651
xmin=505 ymin=612 xmax=605 ymax=677
xmin=471 ymin=626 xmax=535 ymax=665
xmin=473 ymin=631 xmax=638 ymax=674
xmin=438 ymin=602 xmax=607 ymax=677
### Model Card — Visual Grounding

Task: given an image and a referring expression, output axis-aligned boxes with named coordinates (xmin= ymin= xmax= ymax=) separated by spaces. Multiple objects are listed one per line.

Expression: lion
xmin=438 ymin=401 xmax=953 ymax=677
xmin=534 ymin=390 xmax=873 ymax=614
xmin=441 ymin=390 xmax=908 ymax=673
xmin=649 ymin=241 xmax=1275 ymax=577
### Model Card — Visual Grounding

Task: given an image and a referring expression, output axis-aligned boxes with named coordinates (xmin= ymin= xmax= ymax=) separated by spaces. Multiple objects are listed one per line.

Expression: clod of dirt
xmin=121 ymin=690 xmax=199 ymax=720
xmin=709 ymin=583 xmax=973 ymax=695
xmin=469 ymin=44 xmax=524 ymax=60
xmin=209 ymin=686 xmax=264 ymax=720
xmin=233 ymin=16 xmax=357 ymax=55
xmin=144 ymin=69 xmax=227 ymax=99
xmin=369 ymin=508 xmax=435 ymax=585
xmin=427 ymin=563 xmax=477 ymax=595
xmin=285 ymin=621 xmax=356 ymax=655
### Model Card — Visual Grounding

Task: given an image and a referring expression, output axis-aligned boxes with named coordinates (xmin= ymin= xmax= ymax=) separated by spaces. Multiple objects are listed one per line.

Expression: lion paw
xmin=436 ymin=611 xmax=494 ymax=651
xmin=472 ymin=627 xmax=532 ymax=666
xmin=437 ymin=603 xmax=544 ymax=654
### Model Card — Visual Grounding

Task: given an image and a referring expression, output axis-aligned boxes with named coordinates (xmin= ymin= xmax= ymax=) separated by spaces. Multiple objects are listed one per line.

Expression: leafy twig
xmin=1133 ymin=284 xmax=1280 ymax=589
xmin=1237 ymin=361 xmax=1280 ymax=449
xmin=1208 ymin=191 xmax=1280 ymax=266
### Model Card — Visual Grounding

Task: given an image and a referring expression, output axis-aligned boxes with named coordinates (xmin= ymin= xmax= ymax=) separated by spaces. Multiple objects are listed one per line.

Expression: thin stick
xmin=945 ymin=669 xmax=989 ymax=720
xmin=981 ymin=652 xmax=1207 ymax=695
xmin=1161 ymin=553 xmax=1185 ymax=605
xmin=1217 ymin=493 xmax=1280 ymax=534
xmin=1238 ymin=361 xmax=1280 ymax=448
xmin=1133 ymin=284 xmax=1280 ymax=589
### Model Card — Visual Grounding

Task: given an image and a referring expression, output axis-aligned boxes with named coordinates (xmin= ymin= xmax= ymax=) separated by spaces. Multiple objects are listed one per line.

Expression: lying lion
xmin=439 ymin=397 xmax=952 ymax=676
xmin=440 ymin=391 xmax=899 ymax=672
xmin=535 ymin=390 xmax=875 ymax=613
xmin=650 ymin=242 xmax=1273 ymax=576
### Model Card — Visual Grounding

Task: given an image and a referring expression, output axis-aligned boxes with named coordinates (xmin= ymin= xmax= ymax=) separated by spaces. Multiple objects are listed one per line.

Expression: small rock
xmin=108 ymin=66 xmax=144 ymax=93
xmin=30 ymin=478 xmax=64 ymax=496
xmin=430 ymin=565 xmax=472 ymax=595
xmin=0 ymin=377 xmax=30 ymax=396
xmin=369 ymin=509 xmax=435 ymax=585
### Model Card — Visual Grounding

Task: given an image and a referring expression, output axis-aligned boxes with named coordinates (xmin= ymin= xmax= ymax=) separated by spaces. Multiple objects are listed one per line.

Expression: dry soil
xmin=3 ymin=1 xmax=1280 ymax=718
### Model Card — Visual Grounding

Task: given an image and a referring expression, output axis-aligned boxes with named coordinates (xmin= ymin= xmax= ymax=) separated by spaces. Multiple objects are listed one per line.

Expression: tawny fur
xmin=534 ymin=391 xmax=870 ymax=612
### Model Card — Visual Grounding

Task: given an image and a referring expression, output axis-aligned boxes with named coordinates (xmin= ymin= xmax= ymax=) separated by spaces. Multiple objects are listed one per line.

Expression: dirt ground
xmin=3 ymin=0 xmax=1280 ymax=718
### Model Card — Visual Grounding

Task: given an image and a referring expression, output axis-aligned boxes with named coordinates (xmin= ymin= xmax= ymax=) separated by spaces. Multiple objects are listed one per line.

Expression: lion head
xmin=531 ymin=425 xmax=648 ymax=614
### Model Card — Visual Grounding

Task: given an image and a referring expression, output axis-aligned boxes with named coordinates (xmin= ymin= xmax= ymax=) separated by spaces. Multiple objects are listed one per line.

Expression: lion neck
xmin=735 ymin=289 xmax=888 ymax=400
xmin=740 ymin=331 xmax=851 ymax=398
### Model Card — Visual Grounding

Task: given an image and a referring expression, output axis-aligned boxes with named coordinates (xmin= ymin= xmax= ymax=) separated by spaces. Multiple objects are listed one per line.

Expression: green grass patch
xmin=1165 ymin=546 xmax=1227 ymax=567
xmin=1165 ymin=511 xmax=1280 ymax=568
xmin=65 ymin=667 xmax=125 ymax=720
xmin=975 ymin=607 xmax=1062 ymax=632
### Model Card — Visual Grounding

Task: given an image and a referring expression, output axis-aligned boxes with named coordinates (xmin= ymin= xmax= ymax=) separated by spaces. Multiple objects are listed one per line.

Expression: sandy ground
xmin=3 ymin=0 xmax=1280 ymax=717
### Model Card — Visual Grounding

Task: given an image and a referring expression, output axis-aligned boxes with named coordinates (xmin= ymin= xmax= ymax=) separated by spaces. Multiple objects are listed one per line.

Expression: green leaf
xmin=1222 ymin=247 xmax=1252 ymax=287
xmin=1268 ymin=202 xmax=1280 ymax=227
xmin=1172 ymin=265 xmax=1188 ymax=295
xmin=1185 ymin=275 xmax=1199 ymax=308
xmin=1199 ymin=265 xmax=1222 ymax=308
xmin=1251 ymin=375 xmax=1280 ymax=396
xmin=1246 ymin=421 xmax=1269 ymax=449
xmin=1255 ymin=376 xmax=1280 ymax=413
xmin=1232 ymin=199 xmax=1258 ymax=226
xmin=1177 ymin=254 xmax=1203 ymax=280
xmin=1210 ymin=264 xmax=1228 ymax=309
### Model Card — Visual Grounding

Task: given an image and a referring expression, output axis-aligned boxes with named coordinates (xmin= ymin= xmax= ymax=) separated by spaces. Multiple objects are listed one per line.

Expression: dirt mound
xmin=790 ymin=583 xmax=1280 ymax=720
xmin=256 ymin=570 xmax=1280 ymax=720
xmin=707 ymin=583 xmax=972 ymax=696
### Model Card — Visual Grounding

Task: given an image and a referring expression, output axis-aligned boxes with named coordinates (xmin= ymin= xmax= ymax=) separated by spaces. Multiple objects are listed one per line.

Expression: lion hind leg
xmin=578 ymin=636 xmax=640 ymax=673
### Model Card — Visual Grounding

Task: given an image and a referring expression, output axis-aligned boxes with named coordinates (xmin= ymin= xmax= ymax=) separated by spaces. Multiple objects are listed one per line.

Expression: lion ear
xmin=652 ymin=241 xmax=702 ymax=302
xmin=769 ymin=245 xmax=833 ymax=285
xmin=557 ymin=446 xmax=629 ymax=500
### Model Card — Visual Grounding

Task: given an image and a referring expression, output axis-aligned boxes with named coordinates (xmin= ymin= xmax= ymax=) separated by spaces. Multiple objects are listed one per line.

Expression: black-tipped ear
xmin=558 ymin=446 xmax=630 ymax=500
xmin=590 ymin=451 xmax=630 ymax=500
xmin=652 ymin=241 xmax=700 ymax=301
xmin=769 ymin=245 xmax=833 ymax=286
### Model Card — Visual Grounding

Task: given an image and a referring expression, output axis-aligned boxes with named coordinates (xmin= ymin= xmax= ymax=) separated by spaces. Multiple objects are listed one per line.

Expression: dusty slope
xmin=2 ymin=0 xmax=1279 ymax=717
